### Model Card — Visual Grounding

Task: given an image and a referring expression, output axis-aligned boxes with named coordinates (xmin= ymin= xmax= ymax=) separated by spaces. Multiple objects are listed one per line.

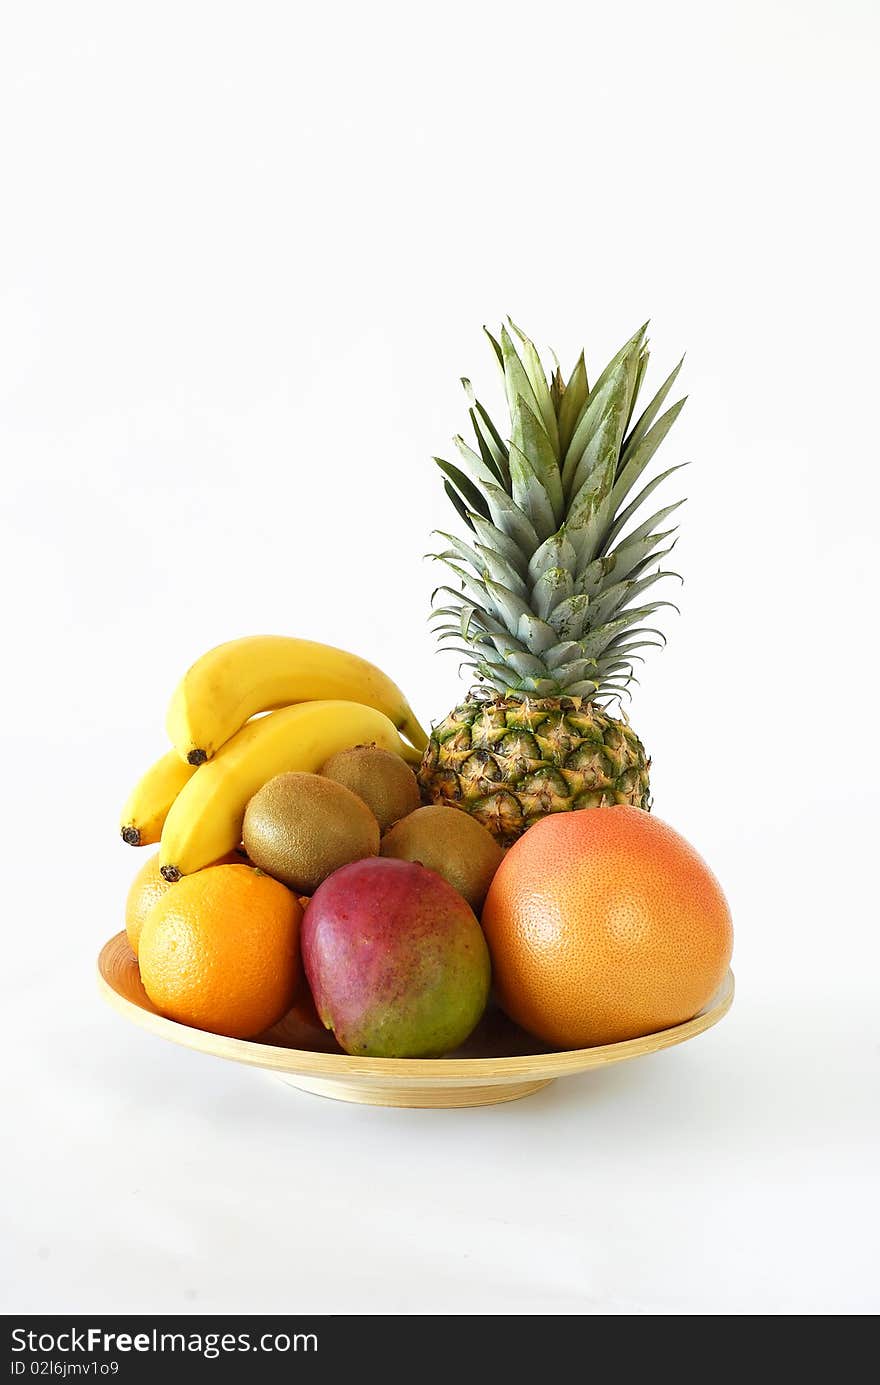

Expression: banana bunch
xmin=120 ymin=636 xmax=428 ymax=880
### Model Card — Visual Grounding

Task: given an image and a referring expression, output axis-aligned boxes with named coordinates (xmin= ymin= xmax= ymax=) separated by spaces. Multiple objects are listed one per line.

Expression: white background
xmin=1 ymin=0 xmax=878 ymax=1316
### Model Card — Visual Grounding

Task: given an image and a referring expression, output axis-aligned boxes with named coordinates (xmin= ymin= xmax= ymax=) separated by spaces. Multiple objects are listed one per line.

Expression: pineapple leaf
xmin=548 ymin=659 xmax=599 ymax=689
xmin=468 ymin=513 xmax=529 ymax=578
xmin=601 ymin=462 xmax=689 ymax=553
xmin=482 ymin=577 xmax=533 ymax=633
xmin=562 ymin=324 xmax=646 ymax=494
xmin=428 ymin=606 xmax=469 ymax=626
xmin=602 ymin=628 xmax=667 ymax=653
xmin=430 ymin=533 xmax=485 ymax=571
xmin=581 ymin=506 xmax=680 ymax=594
xmin=609 ymin=398 xmax=687 ymax=514
xmin=499 ymin=325 xmax=543 ymax=432
xmin=578 ymin=609 xmax=664 ymax=660
xmin=512 ymin=396 xmax=564 ymax=524
xmin=483 ymin=327 xmax=504 ymax=369
xmin=486 ymin=630 xmax=533 ymax=660
xmin=562 ymin=354 xmax=637 ymax=498
xmin=613 ymin=501 xmax=683 ymax=552
xmin=568 ymin=397 xmax=629 ymax=505
xmin=596 ymin=681 xmax=635 ymax=702
xmin=476 ymin=659 xmax=523 ymax=689
xmin=483 ymin=477 xmax=542 ymax=555
xmin=462 ymin=378 xmax=511 ymax=484
xmin=544 ymin=639 xmax=583 ymax=669
xmin=431 ymin=627 xmax=480 ymax=648
xmin=500 ymin=649 xmax=552 ymax=681
xmin=437 ymin=562 xmax=497 ymax=617
xmin=532 ymin=566 xmax=574 ymax=620
xmin=508 ymin=441 xmax=557 ymax=542
xmin=474 ymin=401 xmax=511 ymax=481
xmin=430 ymin=592 xmax=511 ymax=642
xmin=474 ymin=543 xmax=530 ymax=597
xmin=598 ymin=525 xmax=678 ymax=587
xmin=576 ymin=551 xmax=616 ymax=598
xmin=620 ymin=355 xmax=685 ymax=464
xmin=589 ymin=321 xmax=649 ymax=403
xmin=557 ymin=351 xmax=588 ymax=456
xmin=431 ymin=532 xmax=528 ymax=598
xmin=435 ymin=459 xmax=490 ymax=521
xmin=566 ymin=679 xmax=606 ymax=698
xmin=589 ymin=570 xmax=681 ymax=626
xmin=625 ymin=543 xmax=678 ymax=583
xmin=436 ymin=645 xmax=487 ymax=664
xmin=443 ymin=478 xmax=475 ymax=531
xmin=452 ymin=434 xmax=503 ymax=492
xmin=547 ymin=593 xmax=590 ymax=640
xmin=625 ymin=344 xmax=650 ymax=435
xmin=566 ymin=449 xmax=618 ymax=571
xmin=527 ymin=527 xmax=578 ymax=585
xmin=527 ymin=678 xmax=570 ymax=696
xmin=461 ymin=392 xmax=505 ymax=485
xmin=597 ymin=657 xmax=645 ymax=677
xmin=516 ymin=612 xmax=558 ymax=655
xmin=470 ymin=417 xmax=505 ymax=485
xmin=550 ymin=363 xmax=565 ymax=416
xmin=507 ymin=317 xmax=561 ymax=458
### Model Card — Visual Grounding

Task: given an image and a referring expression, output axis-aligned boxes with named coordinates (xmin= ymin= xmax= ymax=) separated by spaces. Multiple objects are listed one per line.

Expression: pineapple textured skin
xmin=418 ymin=694 xmax=650 ymax=847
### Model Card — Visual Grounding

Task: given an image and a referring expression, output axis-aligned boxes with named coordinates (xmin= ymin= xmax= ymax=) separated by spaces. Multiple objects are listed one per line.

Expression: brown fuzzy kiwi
xmin=380 ymin=804 xmax=504 ymax=912
xmin=320 ymin=744 xmax=421 ymax=833
xmin=243 ymin=772 xmax=379 ymax=894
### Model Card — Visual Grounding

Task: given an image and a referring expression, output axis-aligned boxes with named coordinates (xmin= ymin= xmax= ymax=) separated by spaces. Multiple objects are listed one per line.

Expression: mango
xmin=301 ymin=857 xmax=490 ymax=1057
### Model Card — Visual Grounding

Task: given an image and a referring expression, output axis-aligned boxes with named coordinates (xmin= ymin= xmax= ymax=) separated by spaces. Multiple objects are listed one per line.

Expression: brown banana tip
xmin=121 ymin=826 xmax=141 ymax=846
xmin=187 ymin=749 xmax=208 ymax=766
xmin=160 ymin=864 xmax=181 ymax=883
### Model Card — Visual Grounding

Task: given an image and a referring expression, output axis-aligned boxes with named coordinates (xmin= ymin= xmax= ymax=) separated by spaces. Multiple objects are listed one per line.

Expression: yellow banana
xmin=159 ymin=699 xmax=418 ymax=880
xmin=166 ymin=635 xmax=428 ymax=764
xmin=120 ymin=750 xmax=198 ymax=846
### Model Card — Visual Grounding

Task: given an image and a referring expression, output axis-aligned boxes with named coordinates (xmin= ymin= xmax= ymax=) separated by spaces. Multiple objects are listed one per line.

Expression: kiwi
xmin=380 ymin=805 xmax=503 ymax=912
xmin=243 ymin=772 xmax=379 ymax=894
xmin=321 ymin=744 xmax=421 ymax=833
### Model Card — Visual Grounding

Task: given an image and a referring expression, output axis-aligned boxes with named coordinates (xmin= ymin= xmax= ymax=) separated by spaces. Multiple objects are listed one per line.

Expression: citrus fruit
xmin=124 ymin=849 xmax=244 ymax=956
xmin=125 ymin=852 xmax=175 ymax=957
xmin=481 ymin=806 xmax=733 ymax=1048
xmin=138 ymin=864 xmax=302 ymax=1038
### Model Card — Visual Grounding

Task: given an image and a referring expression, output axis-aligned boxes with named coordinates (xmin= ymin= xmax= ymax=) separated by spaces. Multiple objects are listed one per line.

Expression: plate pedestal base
xmin=278 ymin=1074 xmax=555 ymax=1108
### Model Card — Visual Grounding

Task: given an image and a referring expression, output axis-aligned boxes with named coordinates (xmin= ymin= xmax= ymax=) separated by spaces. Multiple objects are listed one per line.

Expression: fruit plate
xmin=97 ymin=932 xmax=734 ymax=1109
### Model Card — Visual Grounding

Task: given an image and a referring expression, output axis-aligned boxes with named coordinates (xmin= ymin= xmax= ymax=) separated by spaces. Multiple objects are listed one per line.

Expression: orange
xmin=138 ymin=865 xmax=302 ymax=1038
xmin=481 ymin=806 xmax=733 ymax=1049
xmin=125 ymin=852 xmax=175 ymax=957
xmin=124 ymin=849 xmax=243 ymax=956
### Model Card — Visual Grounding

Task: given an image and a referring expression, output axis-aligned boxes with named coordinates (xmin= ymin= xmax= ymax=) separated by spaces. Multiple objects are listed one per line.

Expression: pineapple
xmin=417 ymin=319 xmax=686 ymax=847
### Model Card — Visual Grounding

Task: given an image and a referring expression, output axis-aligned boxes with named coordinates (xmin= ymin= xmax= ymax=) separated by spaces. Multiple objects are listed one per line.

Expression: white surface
xmin=1 ymin=0 xmax=878 ymax=1316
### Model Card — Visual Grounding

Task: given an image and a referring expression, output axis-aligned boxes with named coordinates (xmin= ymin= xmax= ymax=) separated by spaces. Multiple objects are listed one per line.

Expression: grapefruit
xmin=481 ymin=806 xmax=733 ymax=1048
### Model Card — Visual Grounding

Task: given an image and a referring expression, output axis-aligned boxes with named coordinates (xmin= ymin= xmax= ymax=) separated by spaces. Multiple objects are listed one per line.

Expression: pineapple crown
xmin=430 ymin=318 xmax=687 ymax=704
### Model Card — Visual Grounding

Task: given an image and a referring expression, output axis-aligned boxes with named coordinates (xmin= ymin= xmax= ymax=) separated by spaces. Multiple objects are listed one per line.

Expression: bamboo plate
xmin=97 ymin=932 xmax=734 ymax=1108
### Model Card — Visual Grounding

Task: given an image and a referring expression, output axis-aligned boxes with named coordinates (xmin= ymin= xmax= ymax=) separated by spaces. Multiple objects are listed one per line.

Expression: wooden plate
xmin=97 ymin=932 xmax=734 ymax=1108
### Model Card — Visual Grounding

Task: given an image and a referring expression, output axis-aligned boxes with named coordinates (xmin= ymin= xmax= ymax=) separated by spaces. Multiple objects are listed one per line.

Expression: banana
xmin=159 ymin=699 xmax=418 ymax=880
xmin=166 ymin=635 xmax=428 ymax=764
xmin=120 ymin=750 xmax=198 ymax=846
